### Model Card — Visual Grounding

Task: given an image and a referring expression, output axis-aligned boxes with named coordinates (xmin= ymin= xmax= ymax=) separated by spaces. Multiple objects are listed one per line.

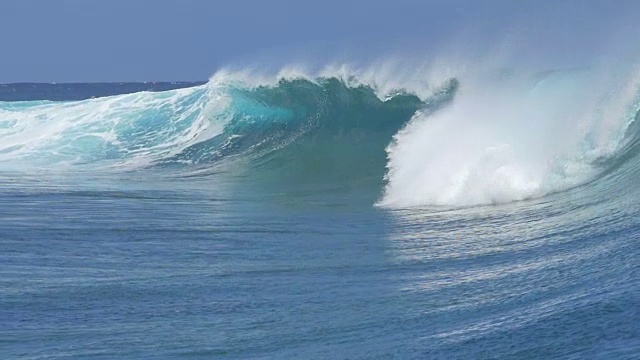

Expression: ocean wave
xmin=1 ymin=64 xmax=639 ymax=208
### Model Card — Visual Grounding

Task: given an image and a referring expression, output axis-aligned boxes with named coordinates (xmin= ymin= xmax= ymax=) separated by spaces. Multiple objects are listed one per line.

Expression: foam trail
xmin=0 ymin=83 xmax=231 ymax=169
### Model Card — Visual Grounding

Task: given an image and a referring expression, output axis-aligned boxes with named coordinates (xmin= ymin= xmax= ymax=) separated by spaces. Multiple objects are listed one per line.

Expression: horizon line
xmin=0 ymin=80 xmax=209 ymax=85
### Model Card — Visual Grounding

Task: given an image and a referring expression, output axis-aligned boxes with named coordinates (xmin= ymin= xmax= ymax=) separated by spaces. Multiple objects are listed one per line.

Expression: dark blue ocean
xmin=1 ymin=75 xmax=639 ymax=359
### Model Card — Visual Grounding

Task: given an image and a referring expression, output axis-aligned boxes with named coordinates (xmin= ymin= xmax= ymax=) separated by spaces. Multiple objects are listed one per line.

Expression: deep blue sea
xmin=1 ymin=73 xmax=639 ymax=359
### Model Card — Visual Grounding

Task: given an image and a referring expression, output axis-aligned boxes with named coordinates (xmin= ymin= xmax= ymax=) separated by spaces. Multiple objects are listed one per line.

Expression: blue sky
xmin=1 ymin=0 xmax=638 ymax=82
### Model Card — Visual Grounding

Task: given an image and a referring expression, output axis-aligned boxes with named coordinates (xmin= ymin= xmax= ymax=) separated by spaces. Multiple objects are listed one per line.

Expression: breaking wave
xmin=1 ymin=64 xmax=639 ymax=207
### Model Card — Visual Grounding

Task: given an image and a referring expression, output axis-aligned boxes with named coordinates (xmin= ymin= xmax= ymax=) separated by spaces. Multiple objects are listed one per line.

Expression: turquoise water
xmin=1 ymin=76 xmax=640 ymax=359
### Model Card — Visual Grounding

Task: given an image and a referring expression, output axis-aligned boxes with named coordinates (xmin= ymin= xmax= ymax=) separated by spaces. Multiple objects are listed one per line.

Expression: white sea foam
xmin=379 ymin=63 xmax=640 ymax=207
xmin=0 ymin=83 xmax=231 ymax=169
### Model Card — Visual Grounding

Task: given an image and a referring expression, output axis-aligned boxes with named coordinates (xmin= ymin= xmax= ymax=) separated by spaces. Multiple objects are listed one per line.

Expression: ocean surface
xmin=1 ymin=71 xmax=639 ymax=359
